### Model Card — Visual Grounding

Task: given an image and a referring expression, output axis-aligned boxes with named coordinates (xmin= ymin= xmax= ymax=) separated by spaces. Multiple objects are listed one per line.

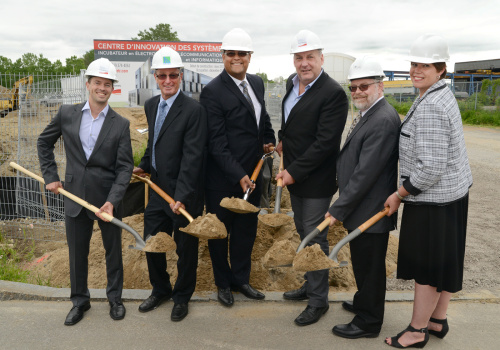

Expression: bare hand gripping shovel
xmin=258 ymin=153 xmax=293 ymax=228
xmin=220 ymin=148 xmax=275 ymax=214
xmin=269 ymin=206 xmax=390 ymax=268
xmin=10 ymin=162 xmax=146 ymax=250
xmin=132 ymin=174 xmax=227 ymax=239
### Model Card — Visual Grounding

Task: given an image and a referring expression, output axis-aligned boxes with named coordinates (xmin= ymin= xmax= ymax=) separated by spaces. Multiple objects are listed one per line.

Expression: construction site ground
xmin=1 ymin=112 xmax=499 ymax=349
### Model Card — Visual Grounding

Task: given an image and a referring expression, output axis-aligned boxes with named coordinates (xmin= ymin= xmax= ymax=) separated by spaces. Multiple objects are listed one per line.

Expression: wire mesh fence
xmin=0 ymin=72 xmax=86 ymax=241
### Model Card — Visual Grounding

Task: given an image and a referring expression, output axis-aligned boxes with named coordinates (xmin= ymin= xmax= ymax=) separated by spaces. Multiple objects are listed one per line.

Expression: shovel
xmin=10 ymin=162 xmax=146 ymax=251
xmin=132 ymin=174 xmax=227 ymax=239
xmin=268 ymin=206 xmax=390 ymax=269
xmin=220 ymin=148 xmax=275 ymax=214
xmin=258 ymin=153 xmax=293 ymax=228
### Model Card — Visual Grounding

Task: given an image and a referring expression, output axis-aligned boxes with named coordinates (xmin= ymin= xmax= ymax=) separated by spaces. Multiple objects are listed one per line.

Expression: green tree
xmin=132 ymin=23 xmax=180 ymax=41
xmin=256 ymin=72 xmax=269 ymax=83
xmin=65 ymin=55 xmax=85 ymax=74
xmin=82 ymin=49 xmax=94 ymax=67
xmin=0 ymin=56 xmax=13 ymax=73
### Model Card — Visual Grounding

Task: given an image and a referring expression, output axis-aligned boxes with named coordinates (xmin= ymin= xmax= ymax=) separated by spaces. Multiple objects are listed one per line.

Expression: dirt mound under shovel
xmin=179 ymin=213 xmax=227 ymax=239
xmin=220 ymin=197 xmax=259 ymax=213
xmin=293 ymin=243 xmax=339 ymax=271
xmin=143 ymin=232 xmax=177 ymax=253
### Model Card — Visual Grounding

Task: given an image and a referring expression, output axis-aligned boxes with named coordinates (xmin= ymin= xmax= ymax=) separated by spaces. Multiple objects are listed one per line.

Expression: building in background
xmin=94 ymin=39 xmax=223 ymax=106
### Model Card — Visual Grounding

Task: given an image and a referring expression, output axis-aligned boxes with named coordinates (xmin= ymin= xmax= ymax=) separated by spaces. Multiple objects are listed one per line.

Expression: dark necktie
xmin=240 ymin=81 xmax=255 ymax=112
xmin=152 ymin=100 xmax=167 ymax=170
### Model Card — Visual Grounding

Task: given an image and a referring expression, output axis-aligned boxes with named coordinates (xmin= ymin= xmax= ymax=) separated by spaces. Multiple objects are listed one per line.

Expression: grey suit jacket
xmin=329 ymin=98 xmax=400 ymax=233
xmin=37 ymin=102 xmax=133 ymax=219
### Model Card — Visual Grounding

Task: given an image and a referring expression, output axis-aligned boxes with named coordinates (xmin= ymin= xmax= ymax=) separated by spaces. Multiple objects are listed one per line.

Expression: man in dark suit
xmin=200 ymin=28 xmax=275 ymax=307
xmin=37 ymin=58 xmax=133 ymax=325
xmin=133 ymin=47 xmax=207 ymax=322
xmin=276 ymin=30 xmax=348 ymax=326
xmin=326 ymin=57 xmax=400 ymax=339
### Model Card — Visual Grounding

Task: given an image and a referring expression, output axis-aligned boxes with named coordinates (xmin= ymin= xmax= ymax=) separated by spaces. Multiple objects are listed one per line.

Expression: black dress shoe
xmin=342 ymin=301 xmax=355 ymax=314
xmin=283 ymin=283 xmax=308 ymax=301
xmin=109 ymin=301 xmax=126 ymax=320
xmin=332 ymin=322 xmax=379 ymax=339
xmin=139 ymin=293 xmax=171 ymax=313
xmin=236 ymin=284 xmax=265 ymax=300
xmin=294 ymin=305 xmax=329 ymax=326
xmin=64 ymin=302 xmax=91 ymax=326
xmin=171 ymin=303 xmax=188 ymax=322
xmin=217 ymin=287 xmax=234 ymax=307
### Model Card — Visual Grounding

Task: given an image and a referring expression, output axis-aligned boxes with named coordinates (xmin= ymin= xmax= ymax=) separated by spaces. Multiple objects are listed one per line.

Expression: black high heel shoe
xmin=385 ymin=324 xmax=429 ymax=348
xmin=428 ymin=317 xmax=449 ymax=339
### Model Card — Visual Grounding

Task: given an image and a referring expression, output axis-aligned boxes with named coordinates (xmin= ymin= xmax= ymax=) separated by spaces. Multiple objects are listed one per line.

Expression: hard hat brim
xmin=406 ymin=55 xmax=449 ymax=64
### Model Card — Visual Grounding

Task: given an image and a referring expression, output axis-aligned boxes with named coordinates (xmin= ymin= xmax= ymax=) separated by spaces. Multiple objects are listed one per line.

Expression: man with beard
xmin=325 ymin=56 xmax=400 ymax=339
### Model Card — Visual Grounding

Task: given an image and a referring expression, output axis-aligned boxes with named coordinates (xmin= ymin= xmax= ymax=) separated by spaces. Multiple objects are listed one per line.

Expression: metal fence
xmin=0 ymin=73 xmax=85 ymax=241
xmin=263 ymin=80 xmax=499 ymax=117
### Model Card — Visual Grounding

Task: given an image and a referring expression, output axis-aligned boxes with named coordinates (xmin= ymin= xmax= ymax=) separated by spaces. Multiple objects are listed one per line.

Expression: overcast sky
xmin=2 ymin=0 xmax=498 ymax=79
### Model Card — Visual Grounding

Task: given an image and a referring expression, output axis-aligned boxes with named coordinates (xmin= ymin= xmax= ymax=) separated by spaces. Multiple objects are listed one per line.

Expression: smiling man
xmin=276 ymin=30 xmax=348 ymax=327
xmin=200 ymin=28 xmax=275 ymax=308
xmin=133 ymin=47 xmax=207 ymax=322
xmin=326 ymin=56 xmax=400 ymax=339
xmin=38 ymin=58 xmax=133 ymax=326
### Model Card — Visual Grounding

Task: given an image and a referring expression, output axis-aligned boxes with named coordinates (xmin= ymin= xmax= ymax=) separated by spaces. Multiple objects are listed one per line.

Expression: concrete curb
xmin=1 ymin=280 xmax=499 ymax=303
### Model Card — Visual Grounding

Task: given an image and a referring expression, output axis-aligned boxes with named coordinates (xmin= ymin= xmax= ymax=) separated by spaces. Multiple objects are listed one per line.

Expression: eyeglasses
xmin=156 ymin=73 xmax=180 ymax=80
xmin=224 ymin=51 xmax=250 ymax=58
xmin=348 ymin=82 xmax=378 ymax=92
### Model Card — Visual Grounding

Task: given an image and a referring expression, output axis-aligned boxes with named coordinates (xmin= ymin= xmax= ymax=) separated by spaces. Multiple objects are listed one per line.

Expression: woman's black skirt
xmin=397 ymin=194 xmax=469 ymax=293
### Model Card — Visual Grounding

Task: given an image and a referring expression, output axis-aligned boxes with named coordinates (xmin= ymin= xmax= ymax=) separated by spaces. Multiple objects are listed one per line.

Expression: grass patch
xmin=0 ymin=233 xmax=31 ymax=283
xmin=0 ymin=231 xmax=52 ymax=285
xmin=461 ymin=109 xmax=500 ymax=127
xmin=133 ymin=141 xmax=147 ymax=167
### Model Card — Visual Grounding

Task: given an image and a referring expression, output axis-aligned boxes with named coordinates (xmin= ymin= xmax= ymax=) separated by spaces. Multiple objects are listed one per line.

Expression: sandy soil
xmin=6 ymin=106 xmax=499 ymax=295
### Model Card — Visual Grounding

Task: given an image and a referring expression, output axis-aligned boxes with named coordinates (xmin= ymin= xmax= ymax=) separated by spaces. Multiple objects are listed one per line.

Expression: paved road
xmin=1 ymin=298 xmax=499 ymax=350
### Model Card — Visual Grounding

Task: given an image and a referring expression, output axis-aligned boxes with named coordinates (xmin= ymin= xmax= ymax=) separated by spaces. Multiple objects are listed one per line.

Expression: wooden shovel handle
xmin=250 ymin=159 xmax=265 ymax=182
xmin=132 ymin=174 xmax=193 ymax=222
xmin=10 ymin=162 xmax=114 ymax=222
xmin=277 ymin=153 xmax=284 ymax=187
xmin=359 ymin=207 xmax=390 ymax=232
xmin=249 ymin=146 xmax=275 ymax=183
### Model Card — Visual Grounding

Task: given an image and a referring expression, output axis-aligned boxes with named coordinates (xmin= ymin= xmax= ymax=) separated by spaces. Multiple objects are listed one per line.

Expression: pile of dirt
xmin=113 ymin=107 xmax=149 ymax=153
xmin=179 ymin=213 xmax=227 ymax=239
xmin=293 ymin=243 xmax=339 ymax=271
xmin=220 ymin=197 xmax=259 ymax=213
xmin=258 ymin=213 xmax=293 ymax=227
xmin=262 ymin=239 xmax=296 ymax=267
xmin=143 ymin=232 xmax=177 ymax=253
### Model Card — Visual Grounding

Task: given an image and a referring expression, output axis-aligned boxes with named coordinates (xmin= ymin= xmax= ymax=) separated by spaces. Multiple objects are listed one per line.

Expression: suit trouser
xmin=65 ymin=209 xmax=123 ymax=306
xmin=144 ymin=193 xmax=199 ymax=304
xmin=290 ymin=194 xmax=332 ymax=308
xmin=206 ymin=189 xmax=259 ymax=288
xmin=350 ymin=231 xmax=389 ymax=333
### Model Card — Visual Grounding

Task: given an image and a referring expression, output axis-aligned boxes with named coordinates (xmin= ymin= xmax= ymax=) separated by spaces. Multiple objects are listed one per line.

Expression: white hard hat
xmin=290 ymin=30 xmax=323 ymax=54
xmin=151 ymin=47 xmax=184 ymax=70
xmin=348 ymin=56 xmax=386 ymax=80
xmin=220 ymin=28 xmax=253 ymax=53
xmin=408 ymin=34 xmax=450 ymax=63
xmin=85 ymin=58 xmax=118 ymax=83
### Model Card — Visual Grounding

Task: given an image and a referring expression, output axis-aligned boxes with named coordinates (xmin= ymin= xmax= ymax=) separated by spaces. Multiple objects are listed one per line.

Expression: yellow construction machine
xmin=0 ymin=76 xmax=33 ymax=117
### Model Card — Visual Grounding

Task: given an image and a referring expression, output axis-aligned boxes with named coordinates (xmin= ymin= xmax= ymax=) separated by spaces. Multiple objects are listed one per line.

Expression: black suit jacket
xmin=329 ymin=98 xmax=400 ymax=232
xmin=37 ymin=102 xmax=133 ymax=219
xmin=139 ymin=92 xmax=207 ymax=215
xmin=200 ymin=70 xmax=275 ymax=194
xmin=278 ymin=72 xmax=348 ymax=198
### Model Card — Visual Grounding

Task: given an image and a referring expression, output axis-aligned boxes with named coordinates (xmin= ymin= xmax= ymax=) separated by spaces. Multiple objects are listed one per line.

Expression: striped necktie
xmin=240 ymin=81 xmax=255 ymax=112
xmin=152 ymin=100 xmax=168 ymax=170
